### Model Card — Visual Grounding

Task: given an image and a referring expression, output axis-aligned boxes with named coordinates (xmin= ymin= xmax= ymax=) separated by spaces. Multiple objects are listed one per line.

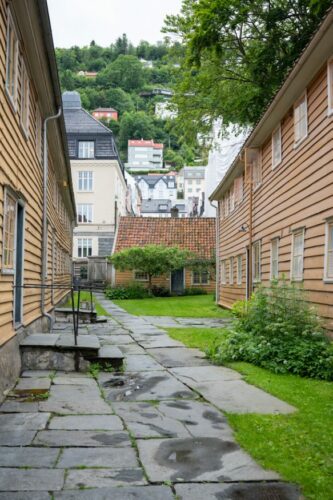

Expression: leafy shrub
xmin=209 ymin=280 xmax=333 ymax=380
xmin=151 ymin=285 xmax=171 ymax=297
xmin=184 ymin=287 xmax=208 ymax=296
xmin=105 ymin=282 xmax=149 ymax=300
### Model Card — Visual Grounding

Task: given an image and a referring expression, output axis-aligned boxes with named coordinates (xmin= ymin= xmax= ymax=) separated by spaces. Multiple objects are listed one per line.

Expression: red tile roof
xmin=128 ymin=139 xmax=164 ymax=149
xmin=114 ymin=217 xmax=216 ymax=259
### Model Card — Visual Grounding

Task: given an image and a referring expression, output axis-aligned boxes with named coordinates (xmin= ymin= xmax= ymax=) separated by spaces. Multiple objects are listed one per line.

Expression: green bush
xmin=208 ymin=281 xmax=333 ymax=380
xmin=105 ymin=282 xmax=149 ymax=300
xmin=184 ymin=287 xmax=208 ymax=296
xmin=151 ymin=285 xmax=171 ymax=297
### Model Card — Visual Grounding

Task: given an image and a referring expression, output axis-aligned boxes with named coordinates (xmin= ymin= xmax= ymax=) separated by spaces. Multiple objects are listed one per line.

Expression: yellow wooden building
xmin=0 ymin=0 xmax=76 ymax=399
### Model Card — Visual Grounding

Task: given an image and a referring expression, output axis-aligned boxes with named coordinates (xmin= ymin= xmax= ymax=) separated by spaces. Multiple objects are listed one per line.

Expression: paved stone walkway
xmin=0 ymin=294 xmax=300 ymax=499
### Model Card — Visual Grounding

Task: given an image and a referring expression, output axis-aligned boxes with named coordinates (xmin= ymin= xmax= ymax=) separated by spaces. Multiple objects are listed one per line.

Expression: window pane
xmin=3 ymin=193 xmax=16 ymax=269
xmin=237 ymin=255 xmax=242 ymax=284
xmin=292 ymin=232 xmax=304 ymax=279
xmin=78 ymin=141 xmax=94 ymax=159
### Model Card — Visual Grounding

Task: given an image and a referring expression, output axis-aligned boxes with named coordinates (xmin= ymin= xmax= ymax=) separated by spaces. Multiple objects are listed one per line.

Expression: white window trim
xmin=291 ymin=228 xmax=305 ymax=282
xmin=78 ymin=171 xmax=94 ymax=192
xmin=252 ymin=240 xmax=261 ymax=284
xmin=2 ymin=187 xmax=17 ymax=275
xmin=191 ymin=270 xmax=210 ymax=286
xmin=293 ymin=92 xmax=308 ymax=148
xmin=270 ymin=237 xmax=279 ymax=280
xmin=328 ymin=58 xmax=333 ymax=117
xmin=77 ymin=238 xmax=93 ymax=258
xmin=77 ymin=204 xmax=93 ymax=224
xmin=237 ymin=255 xmax=242 ymax=285
xmin=133 ymin=271 xmax=149 ymax=282
xmin=36 ymin=105 xmax=42 ymax=162
xmin=324 ymin=218 xmax=333 ymax=282
xmin=229 ymin=257 xmax=234 ymax=285
xmin=5 ymin=8 xmax=19 ymax=111
xmin=221 ymin=260 xmax=226 ymax=285
xmin=272 ymin=124 xmax=282 ymax=169
xmin=20 ymin=58 xmax=30 ymax=138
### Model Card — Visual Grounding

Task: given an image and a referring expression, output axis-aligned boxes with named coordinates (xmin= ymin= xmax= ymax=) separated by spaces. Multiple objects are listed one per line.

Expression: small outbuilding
xmin=112 ymin=216 xmax=216 ymax=294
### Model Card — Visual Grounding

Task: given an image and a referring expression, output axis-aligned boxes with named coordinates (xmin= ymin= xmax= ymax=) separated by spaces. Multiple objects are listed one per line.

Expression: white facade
xmin=126 ymin=140 xmax=164 ymax=170
xmin=136 ymin=175 xmax=177 ymax=202
xmin=72 ymin=159 xmax=127 ymax=258
xmin=204 ymin=120 xmax=248 ymax=216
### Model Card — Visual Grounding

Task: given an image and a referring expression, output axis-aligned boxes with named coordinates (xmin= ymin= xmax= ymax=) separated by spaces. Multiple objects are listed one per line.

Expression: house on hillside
xmin=179 ymin=166 xmax=206 ymax=216
xmin=210 ymin=7 xmax=333 ymax=332
xmin=112 ymin=217 xmax=216 ymax=294
xmin=126 ymin=139 xmax=164 ymax=171
xmin=62 ymin=91 xmax=127 ymax=276
xmin=92 ymin=107 xmax=118 ymax=122
xmin=0 ymin=0 xmax=76 ymax=399
xmin=135 ymin=174 xmax=177 ymax=202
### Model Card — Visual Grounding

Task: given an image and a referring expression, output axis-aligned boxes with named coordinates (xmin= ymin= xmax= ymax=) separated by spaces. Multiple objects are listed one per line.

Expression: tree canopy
xmin=56 ymin=39 xmax=202 ymax=166
xmin=163 ymin=0 xmax=332 ymax=138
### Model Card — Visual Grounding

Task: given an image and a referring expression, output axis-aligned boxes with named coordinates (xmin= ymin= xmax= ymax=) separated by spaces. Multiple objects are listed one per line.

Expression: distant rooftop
xmin=128 ymin=139 xmax=163 ymax=149
xmin=62 ymin=91 xmax=115 ymax=136
xmin=93 ymin=108 xmax=117 ymax=113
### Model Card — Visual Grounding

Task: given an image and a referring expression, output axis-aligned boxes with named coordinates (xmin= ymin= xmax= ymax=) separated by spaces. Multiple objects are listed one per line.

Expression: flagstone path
xmin=0 ymin=294 xmax=300 ymax=499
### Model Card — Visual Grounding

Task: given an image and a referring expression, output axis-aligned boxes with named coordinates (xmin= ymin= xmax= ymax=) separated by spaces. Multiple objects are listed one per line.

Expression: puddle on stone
xmin=91 ymin=432 xmax=129 ymax=445
xmin=154 ymin=437 xmax=238 ymax=480
xmin=102 ymin=374 xmax=169 ymax=401
xmin=203 ymin=410 xmax=225 ymax=425
xmin=215 ymin=483 xmax=299 ymax=500
xmin=166 ymin=401 xmax=190 ymax=410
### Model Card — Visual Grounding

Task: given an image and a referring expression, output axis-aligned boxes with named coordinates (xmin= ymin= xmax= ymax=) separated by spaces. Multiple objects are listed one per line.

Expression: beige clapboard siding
xmin=0 ymin=0 xmax=73 ymax=344
xmin=217 ymin=63 xmax=333 ymax=331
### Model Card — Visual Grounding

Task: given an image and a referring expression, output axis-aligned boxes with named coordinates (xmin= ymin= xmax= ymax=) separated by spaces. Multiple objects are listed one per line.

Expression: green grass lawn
xmin=113 ymin=294 xmax=231 ymax=318
xmin=167 ymin=327 xmax=333 ymax=500
xmin=63 ymin=291 xmax=110 ymax=317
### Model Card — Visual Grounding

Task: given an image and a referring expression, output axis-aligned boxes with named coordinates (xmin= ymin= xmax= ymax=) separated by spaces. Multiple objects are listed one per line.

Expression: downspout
xmin=41 ymin=108 xmax=62 ymax=329
xmin=210 ymin=200 xmax=219 ymax=304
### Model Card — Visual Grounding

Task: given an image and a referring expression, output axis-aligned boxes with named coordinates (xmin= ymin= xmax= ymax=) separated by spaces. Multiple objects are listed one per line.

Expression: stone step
xmin=55 ymin=308 xmax=97 ymax=323
xmin=93 ymin=316 xmax=108 ymax=324
xmin=19 ymin=334 xmax=101 ymax=372
xmin=89 ymin=346 xmax=124 ymax=370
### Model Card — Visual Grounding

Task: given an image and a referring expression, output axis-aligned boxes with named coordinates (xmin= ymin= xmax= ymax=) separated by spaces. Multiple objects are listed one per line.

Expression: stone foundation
xmin=0 ymin=336 xmax=21 ymax=404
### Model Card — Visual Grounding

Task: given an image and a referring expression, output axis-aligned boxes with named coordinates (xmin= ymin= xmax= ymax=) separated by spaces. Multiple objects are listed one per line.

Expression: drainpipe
xmin=41 ymin=108 xmax=62 ymax=329
xmin=210 ymin=200 xmax=219 ymax=304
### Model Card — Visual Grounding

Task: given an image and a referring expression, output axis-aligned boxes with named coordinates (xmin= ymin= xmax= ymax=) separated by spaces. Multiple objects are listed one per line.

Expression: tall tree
xmin=163 ymin=0 xmax=332 ymax=138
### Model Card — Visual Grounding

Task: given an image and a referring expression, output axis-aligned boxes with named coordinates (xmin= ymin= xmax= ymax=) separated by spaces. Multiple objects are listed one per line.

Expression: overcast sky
xmin=48 ymin=0 xmax=182 ymax=48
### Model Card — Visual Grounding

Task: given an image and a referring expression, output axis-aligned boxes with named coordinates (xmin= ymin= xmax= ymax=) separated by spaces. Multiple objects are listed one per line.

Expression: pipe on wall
xmin=41 ymin=108 xmax=62 ymax=329
xmin=210 ymin=200 xmax=219 ymax=304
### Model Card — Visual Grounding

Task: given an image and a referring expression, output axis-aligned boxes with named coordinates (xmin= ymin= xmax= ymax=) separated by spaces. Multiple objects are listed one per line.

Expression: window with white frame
xmin=234 ymin=175 xmax=244 ymax=205
xmin=324 ymin=220 xmax=333 ymax=281
xmin=237 ymin=255 xmax=242 ymax=284
xmin=221 ymin=260 xmax=226 ymax=284
xmin=294 ymin=94 xmax=307 ymax=145
xmin=77 ymin=204 xmax=93 ymax=223
xmin=272 ymin=125 xmax=282 ymax=168
xmin=192 ymin=271 xmax=209 ymax=285
xmin=78 ymin=171 xmax=93 ymax=192
xmin=36 ymin=105 xmax=42 ymax=161
xmin=252 ymin=240 xmax=261 ymax=283
xmin=229 ymin=186 xmax=235 ymax=212
xmin=3 ymin=191 xmax=16 ymax=270
xmin=328 ymin=59 xmax=333 ymax=115
xmin=77 ymin=238 xmax=92 ymax=258
xmin=134 ymin=271 xmax=149 ymax=281
xmin=6 ymin=9 xmax=18 ymax=106
xmin=291 ymin=229 xmax=304 ymax=281
xmin=271 ymin=238 xmax=279 ymax=279
xmin=252 ymin=154 xmax=262 ymax=190
xmin=20 ymin=59 xmax=29 ymax=136
xmin=78 ymin=141 xmax=94 ymax=159
xmin=229 ymin=257 xmax=234 ymax=284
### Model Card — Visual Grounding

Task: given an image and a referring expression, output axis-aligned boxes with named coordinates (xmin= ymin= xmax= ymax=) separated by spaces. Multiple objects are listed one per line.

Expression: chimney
xmin=171 ymin=206 xmax=179 ymax=218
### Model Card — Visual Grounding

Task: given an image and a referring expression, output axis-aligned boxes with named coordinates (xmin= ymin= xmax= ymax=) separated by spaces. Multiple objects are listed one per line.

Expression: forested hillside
xmin=56 ymin=35 xmax=201 ymax=166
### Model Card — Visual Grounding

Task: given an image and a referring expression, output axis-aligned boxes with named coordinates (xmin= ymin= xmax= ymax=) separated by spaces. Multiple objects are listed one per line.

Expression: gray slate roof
xmin=141 ymin=199 xmax=172 ymax=213
xmin=63 ymin=91 xmax=113 ymax=135
xmin=136 ymin=175 xmax=176 ymax=189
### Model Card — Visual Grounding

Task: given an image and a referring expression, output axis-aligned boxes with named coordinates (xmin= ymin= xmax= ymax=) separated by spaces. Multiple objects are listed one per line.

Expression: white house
xmin=126 ymin=139 xmax=164 ymax=170
xmin=135 ymin=175 xmax=178 ymax=202
xmin=63 ymin=92 xmax=127 ymax=260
